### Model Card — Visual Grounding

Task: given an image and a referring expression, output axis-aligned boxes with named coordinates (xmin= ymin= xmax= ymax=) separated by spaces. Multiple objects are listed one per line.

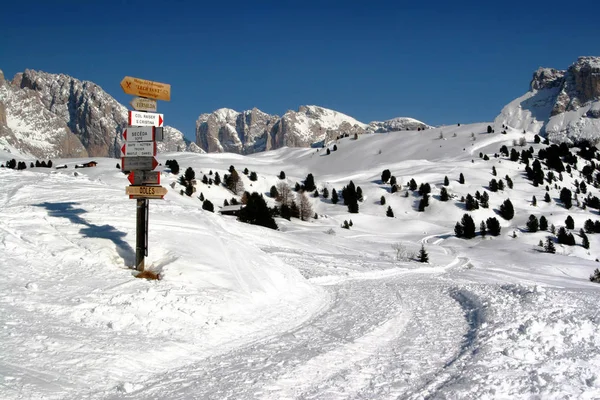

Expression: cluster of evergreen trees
xmin=454 ymin=214 xmax=501 ymax=238
xmin=1 ymin=159 xmax=53 ymax=169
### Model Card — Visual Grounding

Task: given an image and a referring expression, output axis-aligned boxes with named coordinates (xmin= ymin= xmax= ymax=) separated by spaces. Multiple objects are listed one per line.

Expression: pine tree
xmin=304 ymin=173 xmax=316 ymax=192
xmin=249 ymin=171 xmax=258 ymax=181
xmin=199 ymin=192 xmax=205 ymax=201
xmin=184 ymin=167 xmax=195 ymax=182
xmin=565 ymin=215 xmax=574 ymax=230
xmin=270 ymin=185 xmax=279 ymax=198
xmin=545 ymin=237 xmax=556 ymax=253
xmin=527 ymin=215 xmax=539 ymax=232
xmin=390 ymin=176 xmax=398 ymax=186
xmin=202 ymin=200 xmax=214 ymax=212
xmin=544 ymin=192 xmax=551 ymax=203
xmin=279 ymin=171 xmax=286 ymax=180
xmin=454 ymin=222 xmax=464 ymax=238
xmin=486 ymin=217 xmax=501 ymax=236
xmin=459 ymin=173 xmax=465 ymax=184
xmin=243 ymin=167 xmax=249 ymax=175
xmin=532 ymin=195 xmax=537 ymax=206
xmin=417 ymin=244 xmax=429 ymax=263
xmin=440 ymin=187 xmax=449 ymax=201
xmin=214 ymin=172 xmax=221 ymax=185
xmin=480 ymin=191 xmax=490 ymax=208
xmin=185 ymin=184 xmax=194 ymax=197
xmin=444 ymin=176 xmax=449 ymax=186
xmin=560 ymin=188 xmax=572 ymax=209
xmin=238 ymin=192 xmax=278 ymax=230
xmin=584 ymin=219 xmax=595 ymax=234
xmin=489 ymin=179 xmax=498 ymax=192
xmin=381 ymin=169 xmax=391 ymax=183
xmin=380 ymin=196 xmax=386 ymax=205
xmin=331 ymin=189 xmax=339 ymax=204
xmin=386 ymin=206 xmax=394 ymax=217
xmin=461 ymin=214 xmax=476 ymax=238
xmin=581 ymin=230 xmax=590 ymax=249
xmin=313 ymin=189 xmax=319 ymax=198
xmin=202 ymin=175 xmax=209 ymax=184
xmin=480 ymin=220 xmax=487 ymax=237
xmin=499 ymin=199 xmax=514 ymax=220
xmin=408 ymin=178 xmax=417 ymax=191
xmin=356 ymin=186 xmax=363 ymax=201
xmin=322 ymin=187 xmax=329 ymax=198
xmin=492 ymin=166 xmax=497 ymax=176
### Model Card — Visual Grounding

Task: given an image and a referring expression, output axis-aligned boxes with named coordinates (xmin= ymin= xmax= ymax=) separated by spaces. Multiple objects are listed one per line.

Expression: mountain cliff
xmin=495 ymin=56 xmax=600 ymax=143
xmin=0 ymin=69 xmax=196 ymax=159
xmin=195 ymin=105 xmax=430 ymax=154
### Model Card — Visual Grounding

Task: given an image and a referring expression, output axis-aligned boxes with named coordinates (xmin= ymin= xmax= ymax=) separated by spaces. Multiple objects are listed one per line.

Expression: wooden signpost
xmin=121 ymin=75 xmax=170 ymax=272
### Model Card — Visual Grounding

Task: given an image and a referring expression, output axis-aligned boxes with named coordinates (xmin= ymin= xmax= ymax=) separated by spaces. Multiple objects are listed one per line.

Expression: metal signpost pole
xmin=135 ymin=199 xmax=146 ymax=271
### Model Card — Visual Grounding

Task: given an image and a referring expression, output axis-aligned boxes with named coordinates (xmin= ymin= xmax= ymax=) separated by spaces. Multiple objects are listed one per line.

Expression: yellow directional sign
xmin=126 ymin=185 xmax=168 ymax=197
xmin=130 ymin=97 xmax=158 ymax=112
xmin=121 ymin=76 xmax=171 ymax=101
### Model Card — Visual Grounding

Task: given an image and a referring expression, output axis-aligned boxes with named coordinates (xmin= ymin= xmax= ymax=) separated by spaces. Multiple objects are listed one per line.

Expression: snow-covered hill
xmin=0 ymin=69 xmax=198 ymax=158
xmin=2 ymin=122 xmax=600 ymax=399
xmin=196 ymin=105 xmax=430 ymax=154
xmin=495 ymin=56 xmax=600 ymax=144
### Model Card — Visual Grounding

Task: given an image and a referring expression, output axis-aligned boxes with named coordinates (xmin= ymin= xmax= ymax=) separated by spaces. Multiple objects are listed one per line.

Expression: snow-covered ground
xmin=1 ymin=124 xmax=600 ymax=399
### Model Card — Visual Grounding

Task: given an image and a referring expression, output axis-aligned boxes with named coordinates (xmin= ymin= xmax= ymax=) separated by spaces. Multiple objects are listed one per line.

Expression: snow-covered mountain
xmin=196 ymin=105 xmax=430 ymax=154
xmin=495 ymin=56 xmax=600 ymax=143
xmin=0 ymin=69 xmax=198 ymax=159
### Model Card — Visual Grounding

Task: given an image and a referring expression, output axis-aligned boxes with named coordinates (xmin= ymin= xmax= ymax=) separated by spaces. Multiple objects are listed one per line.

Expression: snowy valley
xmin=2 ymin=120 xmax=600 ymax=399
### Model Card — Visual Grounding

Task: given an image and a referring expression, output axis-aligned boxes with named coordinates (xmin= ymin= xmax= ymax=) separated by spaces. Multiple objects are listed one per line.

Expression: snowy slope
xmin=2 ymin=122 xmax=600 ymax=399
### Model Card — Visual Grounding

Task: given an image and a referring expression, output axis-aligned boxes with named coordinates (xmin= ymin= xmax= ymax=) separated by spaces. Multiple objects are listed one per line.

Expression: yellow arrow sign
xmin=121 ymin=76 xmax=171 ymax=101
xmin=126 ymin=185 xmax=168 ymax=197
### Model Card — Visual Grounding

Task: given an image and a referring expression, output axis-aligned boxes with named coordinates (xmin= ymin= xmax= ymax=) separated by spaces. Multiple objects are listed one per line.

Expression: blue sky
xmin=1 ymin=0 xmax=599 ymax=141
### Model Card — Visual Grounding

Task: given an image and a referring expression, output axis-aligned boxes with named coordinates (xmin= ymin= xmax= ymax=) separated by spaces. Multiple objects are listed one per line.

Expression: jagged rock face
xmin=0 ymin=78 xmax=88 ymax=158
xmin=197 ymin=105 xmax=374 ymax=153
xmin=6 ymin=69 xmax=190 ymax=158
xmin=495 ymin=56 xmax=600 ymax=144
xmin=530 ymin=68 xmax=565 ymax=90
xmin=196 ymin=108 xmax=278 ymax=154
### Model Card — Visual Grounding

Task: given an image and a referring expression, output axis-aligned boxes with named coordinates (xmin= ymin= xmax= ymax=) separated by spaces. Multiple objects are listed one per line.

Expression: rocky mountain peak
xmin=196 ymin=105 xmax=430 ymax=154
xmin=0 ymin=69 xmax=194 ymax=158
xmin=0 ymin=70 xmax=4 ymax=85
xmin=495 ymin=56 xmax=600 ymax=144
xmin=530 ymin=68 xmax=564 ymax=90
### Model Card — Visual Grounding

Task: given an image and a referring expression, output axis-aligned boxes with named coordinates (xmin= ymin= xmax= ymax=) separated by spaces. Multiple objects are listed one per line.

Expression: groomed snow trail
xmin=118 ymin=252 xmax=473 ymax=400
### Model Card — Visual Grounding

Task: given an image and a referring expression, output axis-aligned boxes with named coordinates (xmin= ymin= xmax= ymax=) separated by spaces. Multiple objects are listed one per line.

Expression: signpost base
xmin=135 ymin=199 xmax=148 ymax=271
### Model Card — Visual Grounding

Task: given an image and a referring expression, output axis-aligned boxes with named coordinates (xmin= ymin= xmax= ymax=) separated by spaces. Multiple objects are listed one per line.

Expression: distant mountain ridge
xmin=196 ymin=105 xmax=431 ymax=154
xmin=495 ymin=56 xmax=600 ymax=143
xmin=0 ymin=69 xmax=198 ymax=159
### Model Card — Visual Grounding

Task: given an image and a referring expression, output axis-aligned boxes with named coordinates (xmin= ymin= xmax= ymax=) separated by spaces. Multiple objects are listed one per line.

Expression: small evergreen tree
xmin=184 ymin=167 xmax=196 ymax=182
xmin=440 ymin=187 xmax=449 ymax=201
xmin=532 ymin=195 xmax=537 ymax=206
xmin=565 ymin=215 xmax=574 ymax=230
xmin=486 ymin=217 xmax=501 ymax=236
xmin=313 ymin=189 xmax=319 ymax=198
xmin=270 ymin=185 xmax=279 ymax=198
xmin=279 ymin=171 xmax=286 ymax=179
xmin=386 ymin=206 xmax=394 ymax=217
xmin=199 ymin=192 xmax=205 ymax=201
xmin=331 ymin=189 xmax=339 ymax=204
xmin=584 ymin=219 xmax=595 ymax=234
xmin=492 ymin=166 xmax=497 ymax=176
xmin=322 ymin=187 xmax=329 ymax=198
xmin=459 ymin=173 xmax=465 ymax=184
xmin=381 ymin=169 xmax=391 ymax=183
xmin=238 ymin=192 xmax=278 ymax=230
xmin=461 ymin=214 xmax=476 ymax=238
xmin=582 ymin=231 xmax=590 ymax=249
xmin=185 ymin=184 xmax=194 ymax=197
xmin=544 ymin=192 xmax=551 ymax=203
xmin=243 ymin=167 xmax=249 ymax=175
xmin=417 ymin=244 xmax=429 ymax=263
xmin=454 ymin=222 xmax=464 ymax=238
xmin=444 ymin=176 xmax=449 ymax=186
xmin=480 ymin=220 xmax=487 ymax=237
xmin=560 ymin=188 xmax=572 ymax=209
xmin=202 ymin=175 xmax=209 ymax=184
xmin=499 ymin=199 xmax=515 ymax=220
xmin=480 ymin=191 xmax=490 ymax=208
xmin=202 ymin=200 xmax=214 ymax=212
xmin=527 ymin=215 xmax=539 ymax=232
xmin=214 ymin=172 xmax=221 ymax=185
xmin=380 ymin=196 xmax=386 ymax=205
xmin=545 ymin=237 xmax=556 ymax=253
xmin=304 ymin=173 xmax=316 ymax=192
xmin=390 ymin=176 xmax=398 ymax=187
xmin=249 ymin=171 xmax=258 ymax=181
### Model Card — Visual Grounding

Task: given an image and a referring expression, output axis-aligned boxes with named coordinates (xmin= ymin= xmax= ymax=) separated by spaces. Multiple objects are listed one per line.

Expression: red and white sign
xmin=128 ymin=171 xmax=160 ymax=185
xmin=128 ymin=110 xmax=164 ymax=127
xmin=123 ymin=126 xmax=157 ymax=142
xmin=121 ymin=156 xmax=159 ymax=172
xmin=121 ymin=141 xmax=157 ymax=157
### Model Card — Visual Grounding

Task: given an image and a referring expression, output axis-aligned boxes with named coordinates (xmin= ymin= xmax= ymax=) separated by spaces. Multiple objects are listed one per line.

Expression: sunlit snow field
xmin=1 ymin=124 xmax=600 ymax=399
